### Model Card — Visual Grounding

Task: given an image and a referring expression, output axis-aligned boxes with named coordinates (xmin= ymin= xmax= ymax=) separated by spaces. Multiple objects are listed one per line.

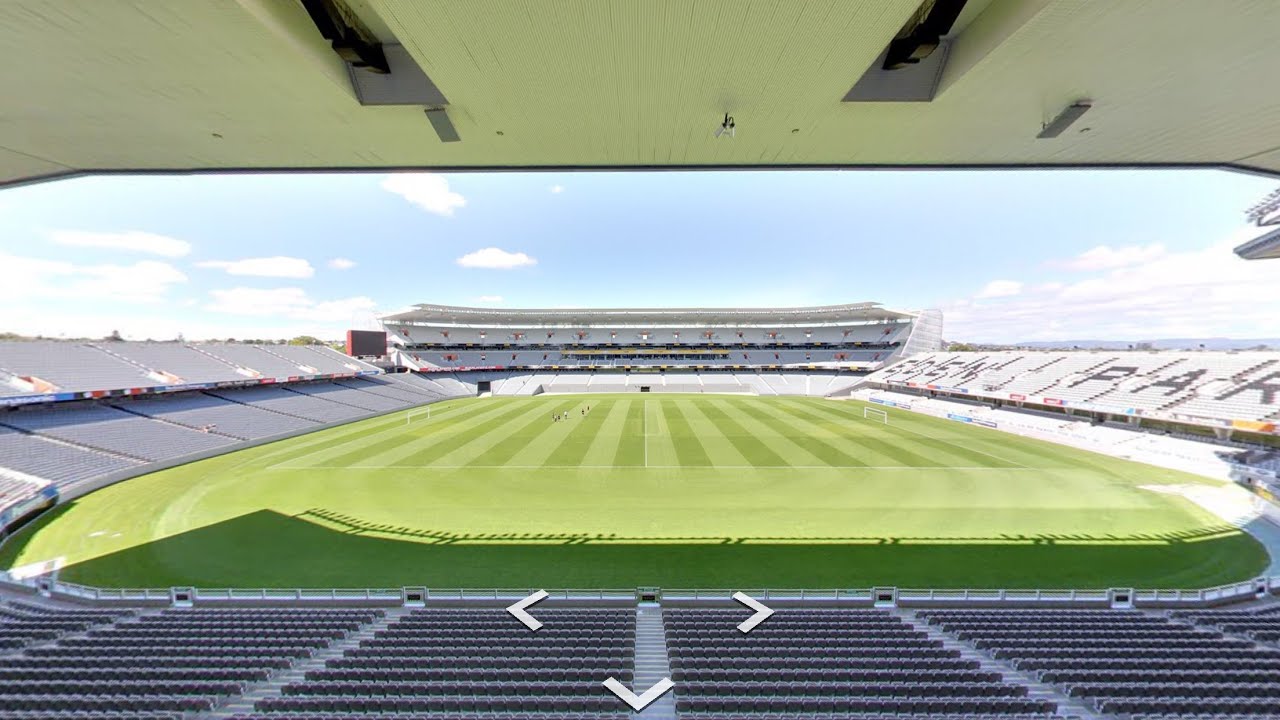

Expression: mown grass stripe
xmin=433 ymin=399 xmax=578 ymax=467
xmin=661 ymin=399 xmax=713 ymax=467
xmin=499 ymin=400 xmax=596 ymax=467
xmin=695 ymin=398 xmax=790 ymax=467
xmin=544 ymin=400 xmax=616 ymax=466
xmin=768 ymin=401 xmax=916 ymax=467
xmin=249 ymin=399 xmax=478 ymax=467
xmin=706 ymin=397 xmax=831 ymax=468
xmin=289 ymin=399 xmax=502 ymax=468
xmin=469 ymin=400 xmax=589 ymax=467
xmin=386 ymin=399 xmax=558 ymax=467
xmin=676 ymin=398 xmax=751 ymax=467
xmin=813 ymin=400 xmax=1026 ymax=468
xmin=581 ymin=400 xmax=632 ymax=467
xmin=611 ymin=399 xmax=645 ymax=467
xmin=736 ymin=400 xmax=870 ymax=468
xmin=792 ymin=399 xmax=974 ymax=468
xmin=642 ymin=398 xmax=681 ymax=467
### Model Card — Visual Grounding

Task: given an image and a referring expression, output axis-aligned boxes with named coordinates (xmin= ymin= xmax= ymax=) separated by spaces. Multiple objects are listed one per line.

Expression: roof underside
xmin=4 ymin=0 xmax=1280 ymax=186
xmin=382 ymin=303 xmax=913 ymax=327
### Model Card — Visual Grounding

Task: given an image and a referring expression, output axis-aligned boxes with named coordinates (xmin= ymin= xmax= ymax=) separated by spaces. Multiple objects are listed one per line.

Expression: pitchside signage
xmin=0 ymin=372 xmax=371 ymax=408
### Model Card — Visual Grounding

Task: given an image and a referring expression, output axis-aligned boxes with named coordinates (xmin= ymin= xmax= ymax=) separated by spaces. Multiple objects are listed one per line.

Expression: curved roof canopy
xmin=380 ymin=303 xmax=915 ymax=328
xmin=4 ymin=0 xmax=1280 ymax=186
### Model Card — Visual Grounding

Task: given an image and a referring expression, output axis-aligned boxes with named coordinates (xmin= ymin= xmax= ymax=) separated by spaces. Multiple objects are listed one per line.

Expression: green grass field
xmin=0 ymin=394 xmax=1266 ymax=590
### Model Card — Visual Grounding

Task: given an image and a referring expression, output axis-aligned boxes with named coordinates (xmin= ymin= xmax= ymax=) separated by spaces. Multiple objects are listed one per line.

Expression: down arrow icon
xmin=603 ymin=676 xmax=674 ymax=711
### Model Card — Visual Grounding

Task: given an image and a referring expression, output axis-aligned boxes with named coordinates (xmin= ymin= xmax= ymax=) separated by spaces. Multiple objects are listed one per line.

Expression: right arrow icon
xmin=732 ymin=591 xmax=773 ymax=633
xmin=603 ymin=676 xmax=674 ymax=712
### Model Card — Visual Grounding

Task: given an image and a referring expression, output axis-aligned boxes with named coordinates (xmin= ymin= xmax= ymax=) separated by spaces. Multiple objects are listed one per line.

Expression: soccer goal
xmin=863 ymin=407 xmax=889 ymax=424
xmin=406 ymin=406 xmax=434 ymax=425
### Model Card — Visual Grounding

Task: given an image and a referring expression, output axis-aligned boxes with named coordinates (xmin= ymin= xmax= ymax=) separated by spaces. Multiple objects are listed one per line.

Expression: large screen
xmin=346 ymin=330 xmax=387 ymax=357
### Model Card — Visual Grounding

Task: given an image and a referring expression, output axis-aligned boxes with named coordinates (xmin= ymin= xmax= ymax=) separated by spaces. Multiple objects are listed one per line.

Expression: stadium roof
xmin=381 ymin=303 xmax=916 ymax=328
xmin=4 ymin=0 xmax=1280 ymax=187
xmin=1234 ymin=227 xmax=1280 ymax=261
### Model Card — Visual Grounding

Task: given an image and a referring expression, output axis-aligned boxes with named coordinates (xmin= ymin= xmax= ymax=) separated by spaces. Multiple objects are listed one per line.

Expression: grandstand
xmin=865 ymin=350 xmax=1280 ymax=430
xmin=383 ymin=303 xmax=944 ymax=374
xmin=5 ymin=589 xmax=1280 ymax=718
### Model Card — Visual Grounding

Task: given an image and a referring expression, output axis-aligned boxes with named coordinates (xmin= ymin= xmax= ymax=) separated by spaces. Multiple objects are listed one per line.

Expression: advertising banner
xmin=1043 ymin=398 xmax=1064 ymax=406
xmin=1009 ymin=393 xmax=1026 ymax=402
xmin=946 ymin=413 xmax=973 ymax=423
xmin=1232 ymin=419 xmax=1277 ymax=433
xmin=972 ymin=418 xmax=998 ymax=428
xmin=0 ymin=394 xmax=59 ymax=407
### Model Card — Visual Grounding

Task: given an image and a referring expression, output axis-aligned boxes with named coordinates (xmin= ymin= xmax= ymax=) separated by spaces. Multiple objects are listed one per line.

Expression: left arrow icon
xmin=603 ymin=676 xmax=674 ymax=711
xmin=506 ymin=589 xmax=549 ymax=631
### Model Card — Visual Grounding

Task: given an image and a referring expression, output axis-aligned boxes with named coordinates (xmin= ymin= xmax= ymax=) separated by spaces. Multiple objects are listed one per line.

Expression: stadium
xmin=3 ymin=0 xmax=1280 ymax=718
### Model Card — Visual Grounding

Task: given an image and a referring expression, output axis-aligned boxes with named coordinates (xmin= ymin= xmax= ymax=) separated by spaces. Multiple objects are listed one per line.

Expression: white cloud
xmin=196 ymin=256 xmax=315 ymax=278
xmin=456 ymin=247 xmax=538 ymax=270
xmin=0 ymin=252 xmax=187 ymax=304
xmin=475 ymin=295 xmax=504 ymax=303
xmin=49 ymin=230 xmax=192 ymax=258
xmin=1053 ymin=243 xmax=1167 ymax=271
xmin=0 ymin=309 xmax=353 ymax=342
xmin=206 ymin=287 xmax=376 ymax=323
xmin=550 ymin=185 xmax=564 ymax=194
xmin=975 ymin=280 xmax=1023 ymax=299
xmin=327 ymin=257 xmax=356 ymax=270
xmin=942 ymin=227 xmax=1280 ymax=343
xmin=381 ymin=173 xmax=465 ymax=216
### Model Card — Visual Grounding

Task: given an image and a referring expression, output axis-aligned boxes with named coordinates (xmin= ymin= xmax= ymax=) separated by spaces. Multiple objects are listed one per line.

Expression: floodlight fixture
xmin=1037 ymin=101 xmax=1092 ymax=139
xmin=714 ymin=113 xmax=735 ymax=139
xmin=1245 ymin=187 xmax=1280 ymax=226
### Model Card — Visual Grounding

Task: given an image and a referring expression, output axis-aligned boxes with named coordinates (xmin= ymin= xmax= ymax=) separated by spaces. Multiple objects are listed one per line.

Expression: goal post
xmin=863 ymin=407 xmax=889 ymax=424
xmin=406 ymin=406 xmax=433 ymax=425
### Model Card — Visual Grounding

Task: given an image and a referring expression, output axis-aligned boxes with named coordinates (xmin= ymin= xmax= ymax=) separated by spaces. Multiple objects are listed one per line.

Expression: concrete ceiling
xmin=3 ymin=0 xmax=1280 ymax=186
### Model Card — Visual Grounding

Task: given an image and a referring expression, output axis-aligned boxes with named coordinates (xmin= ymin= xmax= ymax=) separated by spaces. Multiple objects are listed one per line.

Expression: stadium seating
xmin=121 ymin=393 xmax=318 ymax=440
xmin=8 ymin=597 xmax=1280 ymax=718
xmin=480 ymin=370 xmax=866 ymax=398
xmin=919 ymin=608 xmax=1280 ymax=717
xmin=0 ymin=343 xmax=156 ymax=396
xmin=249 ymin=607 xmax=634 ymax=718
xmin=0 ymin=405 xmax=236 ymax=461
xmin=0 ymin=601 xmax=379 ymax=719
xmin=0 ymin=475 xmax=44 ymax=507
xmin=203 ymin=387 xmax=370 ymax=424
xmin=97 ymin=342 xmax=250 ymax=384
xmin=867 ymin=351 xmax=1280 ymax=425
xmin=0 ymin=426 xmax=141 ymax=485
xmin=285 ymin=382 xmax=412 ymax=412
xmin=665 ymin=607 xmax=1053 ymax=719
xmin=0 ymin=342 xmax=382 ymax=398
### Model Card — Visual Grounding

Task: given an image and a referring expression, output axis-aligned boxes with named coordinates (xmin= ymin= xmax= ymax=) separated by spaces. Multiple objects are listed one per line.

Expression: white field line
xmin=643 ymin=399 xmax=648 ymax=469
xmin=869 ymin=410 xmax=1032 ymax=469
xmin=266 ymin=403 xmax=485 ymax=470
xmin=267 ymin=464 xmax=1044 ymax=471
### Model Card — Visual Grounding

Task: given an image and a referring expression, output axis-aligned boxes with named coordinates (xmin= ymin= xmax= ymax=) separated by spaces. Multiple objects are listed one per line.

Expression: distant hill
xmin=1009 ymin=338 xmax=1280 ymax=351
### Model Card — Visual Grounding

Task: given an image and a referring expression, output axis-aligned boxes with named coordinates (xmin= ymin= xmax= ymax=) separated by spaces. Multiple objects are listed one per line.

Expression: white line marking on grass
xmin=268 ymin=464 xmax=1043 ymax=471
xmin=265 ymin=402 xmax=476 ymax=470
xmin=643 ymin=399 xmax=649 ymax=468
xmin=869 ymin=409 xmax=1031 ymax=469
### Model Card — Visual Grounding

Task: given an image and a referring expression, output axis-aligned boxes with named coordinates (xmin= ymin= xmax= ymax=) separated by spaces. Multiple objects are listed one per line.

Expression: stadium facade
xmin=381 ymin=303 xmax=944 ymax=373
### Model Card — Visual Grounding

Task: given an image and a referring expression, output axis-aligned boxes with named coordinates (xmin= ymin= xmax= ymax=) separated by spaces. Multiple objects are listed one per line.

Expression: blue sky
xmin=0 ymin=169 xmax=1276 ymax=343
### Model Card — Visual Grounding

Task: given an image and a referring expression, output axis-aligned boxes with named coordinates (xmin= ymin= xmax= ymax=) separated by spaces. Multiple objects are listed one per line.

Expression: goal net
xmin=862 ymin=407 xmax=888 ymax=424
